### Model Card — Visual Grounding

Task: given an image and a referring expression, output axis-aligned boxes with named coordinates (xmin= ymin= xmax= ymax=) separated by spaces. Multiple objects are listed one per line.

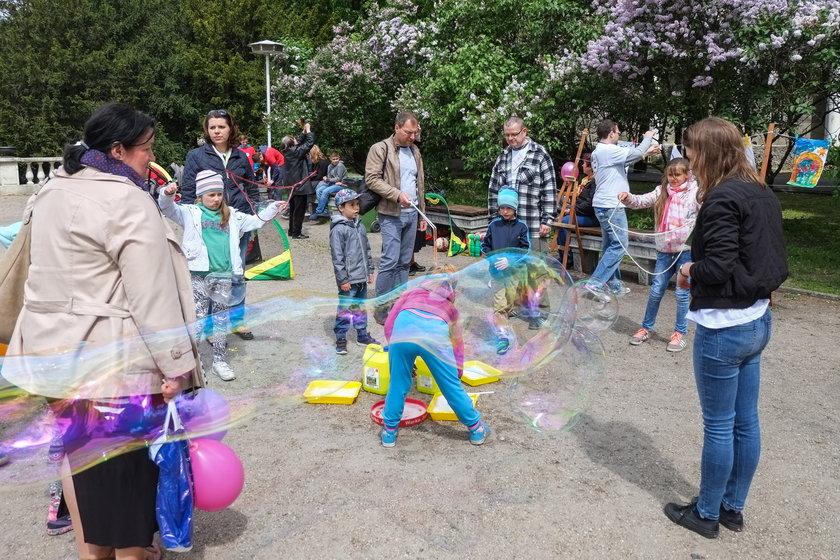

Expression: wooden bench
xmin=423 ymin=203 xmax=488 ymax=234
xmin=563 ymin=225 xmax=658 ymax=285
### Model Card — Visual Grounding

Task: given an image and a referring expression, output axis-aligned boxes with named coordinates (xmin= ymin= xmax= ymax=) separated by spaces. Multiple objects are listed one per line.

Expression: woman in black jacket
xmin=281 ymin=121 xmax=316 ymax=239
xmin=664 ymin=117 xmax=788 ymax=538
xmin=183 ymin=109 xmax=258 ymax=339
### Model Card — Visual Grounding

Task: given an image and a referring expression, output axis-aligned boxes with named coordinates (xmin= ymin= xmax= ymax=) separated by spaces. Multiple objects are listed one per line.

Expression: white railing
xmin=0 ymin=157 xmax=62 ymax=195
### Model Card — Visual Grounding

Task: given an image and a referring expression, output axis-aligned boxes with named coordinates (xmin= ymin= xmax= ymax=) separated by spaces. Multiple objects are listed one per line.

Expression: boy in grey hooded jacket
xmin=329 ymin=189 xmax=380 ymax=354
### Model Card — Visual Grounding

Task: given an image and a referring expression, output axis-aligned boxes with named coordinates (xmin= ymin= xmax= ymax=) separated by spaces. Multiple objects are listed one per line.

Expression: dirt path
xmin=1 ymin=194 xmax=838 ymax=559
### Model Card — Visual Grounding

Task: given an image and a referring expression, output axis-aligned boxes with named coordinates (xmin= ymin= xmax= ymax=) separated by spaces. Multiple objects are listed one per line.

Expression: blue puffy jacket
xmin=181 ymin=144 xmax=258 ymax=214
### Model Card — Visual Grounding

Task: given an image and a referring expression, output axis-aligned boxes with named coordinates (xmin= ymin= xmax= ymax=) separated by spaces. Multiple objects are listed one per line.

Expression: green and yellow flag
xmin=244 ymin=219 xmax=295 ymax=280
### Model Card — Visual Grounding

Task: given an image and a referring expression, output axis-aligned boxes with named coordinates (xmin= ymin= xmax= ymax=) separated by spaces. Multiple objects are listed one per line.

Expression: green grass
xmin=777 ymin=191 xmax=840 ymax=295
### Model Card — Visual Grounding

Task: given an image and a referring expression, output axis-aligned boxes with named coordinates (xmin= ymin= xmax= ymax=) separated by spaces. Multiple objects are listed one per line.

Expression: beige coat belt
xmin=24 ymin=298 xmax=131 ymax=318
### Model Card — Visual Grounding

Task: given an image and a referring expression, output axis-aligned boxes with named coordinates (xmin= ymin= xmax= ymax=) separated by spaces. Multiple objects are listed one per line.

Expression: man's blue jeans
xmin=642 ymin=251 xmax=692 ymax=334
xmin=591 ymin=207 xmax=628 ymax=291
xmin=314 ymin=181 xmax=343 ymax=215
xmin=376 ymin=209 xmax=417 ymax=298
xmin=334 ymin=282 xmax=369 ymax=340
xmin=229 ymin=232 xmax=250 ymax=330
xmin=693 ymin=308 xmax=772 ymax=519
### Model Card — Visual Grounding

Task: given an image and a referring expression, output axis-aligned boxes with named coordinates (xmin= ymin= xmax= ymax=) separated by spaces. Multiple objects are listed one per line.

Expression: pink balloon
xmin=178 ymin=389 xmax=229 ymax=441
xmin=189 ymin=438 xmax=244 ymax=511
xmin=561 ymin=161 xmax=579 ymax=180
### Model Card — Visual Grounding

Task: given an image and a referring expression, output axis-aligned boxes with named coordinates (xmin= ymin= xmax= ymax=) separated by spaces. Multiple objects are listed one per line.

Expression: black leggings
xmin=288 ymin=193 xmax=308 ymax=236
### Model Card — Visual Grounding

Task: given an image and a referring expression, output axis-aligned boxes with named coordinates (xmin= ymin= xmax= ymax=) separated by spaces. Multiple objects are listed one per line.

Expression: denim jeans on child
xmin=314 ymin=181 xmax=344 ymax=215
xmin=383 ymin=310 xmax=480 ymax=429
xmin=334 ymin=283 xmax=370 ymax=340
xmin=693 ymin=308 xmax=772 ymax=519
xmin=642 ymin=251 xmax=692 ymax=334
xmin=591 ymin=207 xmax=628 ymax=292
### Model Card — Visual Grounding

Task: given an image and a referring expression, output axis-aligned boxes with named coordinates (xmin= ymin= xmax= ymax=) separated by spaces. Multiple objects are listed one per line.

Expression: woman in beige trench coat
xmin=3 ymin=103 xmax=202 ymax=560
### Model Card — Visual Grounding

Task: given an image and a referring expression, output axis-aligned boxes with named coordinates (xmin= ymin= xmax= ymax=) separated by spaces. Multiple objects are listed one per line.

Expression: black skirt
xmin=56 ymin=396 xmax=165 ymax=548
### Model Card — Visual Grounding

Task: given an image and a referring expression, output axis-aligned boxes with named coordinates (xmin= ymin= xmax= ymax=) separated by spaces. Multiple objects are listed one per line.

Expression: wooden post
xmin=574 ymin=128 xmax=588 ymax=162
xmin=759 ymin=122 xmax=775 ymax=182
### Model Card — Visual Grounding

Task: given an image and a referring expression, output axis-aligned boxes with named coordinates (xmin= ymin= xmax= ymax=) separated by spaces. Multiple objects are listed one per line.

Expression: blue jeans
xmin=693 ymin=308 xmax=772 ymax=519
xmin=376 ymin=209 xmax=417 ymax=297
xmin=314 ymin=182 xmax=343 ymax=215
xmin=229 ymin=232 xmax=250 ymax=330
xmin=591 ymin=207 xmax=628 ymax=291
xmin=642 ymin=251 xmax=692 ymax=334
xmin=334 ymin=283 xmax=369 ymax=339
xmin=383 ymin=310 xmax=480 ymax=429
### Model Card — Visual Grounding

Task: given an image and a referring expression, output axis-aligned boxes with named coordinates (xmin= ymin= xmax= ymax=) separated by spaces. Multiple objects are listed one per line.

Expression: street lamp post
xmin=248 ymin=40 xmax=284 ymax=147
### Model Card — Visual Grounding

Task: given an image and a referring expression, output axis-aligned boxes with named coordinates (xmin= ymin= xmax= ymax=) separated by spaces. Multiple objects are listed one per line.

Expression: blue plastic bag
xmin=149 ymin=400 xmax=193 ymax=552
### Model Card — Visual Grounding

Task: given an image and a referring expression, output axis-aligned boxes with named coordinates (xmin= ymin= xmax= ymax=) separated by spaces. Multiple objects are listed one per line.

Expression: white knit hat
xmin=195 ymin=170 xmax=224 ymax=197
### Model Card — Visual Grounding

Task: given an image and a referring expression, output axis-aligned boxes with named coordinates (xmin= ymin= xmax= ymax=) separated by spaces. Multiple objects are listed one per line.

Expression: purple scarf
xmin=80 ymin=149 xmax=149 ymax=192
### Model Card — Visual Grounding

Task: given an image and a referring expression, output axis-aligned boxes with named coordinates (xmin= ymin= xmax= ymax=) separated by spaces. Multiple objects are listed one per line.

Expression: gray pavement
xmin=1 ymin=194 xmax=838 ymax=559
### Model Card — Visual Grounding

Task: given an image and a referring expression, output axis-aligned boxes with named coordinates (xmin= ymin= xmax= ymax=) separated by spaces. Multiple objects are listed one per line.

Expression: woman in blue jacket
xmin=183 ymin=109 xmax=259 ymax=340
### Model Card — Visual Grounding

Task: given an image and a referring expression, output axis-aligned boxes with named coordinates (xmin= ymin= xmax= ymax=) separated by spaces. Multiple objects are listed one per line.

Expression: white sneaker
xmin=212 ymin=361 xmax=236 ymax=381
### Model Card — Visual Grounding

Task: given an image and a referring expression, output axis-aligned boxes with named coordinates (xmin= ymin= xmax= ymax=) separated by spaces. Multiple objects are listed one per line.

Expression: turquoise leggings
xmin=383 ymin=310 xmax=480 ymax=429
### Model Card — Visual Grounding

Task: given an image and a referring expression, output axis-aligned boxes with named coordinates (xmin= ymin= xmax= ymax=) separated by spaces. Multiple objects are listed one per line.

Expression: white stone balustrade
xmin=0 ymin=157 xmax=62 ymax=195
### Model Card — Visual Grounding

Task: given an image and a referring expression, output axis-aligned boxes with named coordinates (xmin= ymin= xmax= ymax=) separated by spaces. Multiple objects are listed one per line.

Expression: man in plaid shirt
xmin=488 ymin=116 xmax=557 ymax=252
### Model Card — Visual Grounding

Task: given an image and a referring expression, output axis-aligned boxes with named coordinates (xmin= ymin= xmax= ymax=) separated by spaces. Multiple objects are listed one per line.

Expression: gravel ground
xmin=1 ymin=193 xmax=838 ymax=559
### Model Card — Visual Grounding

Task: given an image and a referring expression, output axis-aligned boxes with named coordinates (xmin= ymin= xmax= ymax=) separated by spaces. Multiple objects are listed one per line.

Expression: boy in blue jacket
xmin=480 ymin=186 xmax=530 ymax=354
xmin=329 ymin=189 xmax=380 ymax=354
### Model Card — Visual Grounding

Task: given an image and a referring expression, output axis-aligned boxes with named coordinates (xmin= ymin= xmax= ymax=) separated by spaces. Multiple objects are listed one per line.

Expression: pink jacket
xmin=384 ymin=281 xmax=465 ymax=376
xmin=622 ymin=180 xmax=700 ymax=253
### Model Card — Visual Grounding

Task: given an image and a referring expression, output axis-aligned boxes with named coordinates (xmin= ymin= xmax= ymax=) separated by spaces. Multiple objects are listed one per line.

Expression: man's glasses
xmin=504 ymin=129 xmax=524 ymax=139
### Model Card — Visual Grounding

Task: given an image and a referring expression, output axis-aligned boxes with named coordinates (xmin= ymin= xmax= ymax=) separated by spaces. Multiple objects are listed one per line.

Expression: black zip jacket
xmin=182 ymin=143 xmax=257 ymax=214
xmin=689 ymin=177 xmax=788 ymax=310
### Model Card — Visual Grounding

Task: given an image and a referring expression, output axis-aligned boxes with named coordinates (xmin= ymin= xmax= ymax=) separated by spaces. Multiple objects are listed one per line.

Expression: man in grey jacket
xmin=329 ymin=189 xmax=379 ymax=354
xmin=365 ymin=112 xmax=427 ymax=323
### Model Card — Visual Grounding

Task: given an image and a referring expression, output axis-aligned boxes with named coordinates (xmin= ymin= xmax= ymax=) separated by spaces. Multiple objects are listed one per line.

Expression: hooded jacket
xmin=329 ymin=214 xmax=373 ymax=286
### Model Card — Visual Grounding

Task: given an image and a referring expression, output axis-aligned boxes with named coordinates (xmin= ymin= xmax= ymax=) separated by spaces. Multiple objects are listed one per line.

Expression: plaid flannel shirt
xmin=488 ymin=139 xmax=557 ymax=237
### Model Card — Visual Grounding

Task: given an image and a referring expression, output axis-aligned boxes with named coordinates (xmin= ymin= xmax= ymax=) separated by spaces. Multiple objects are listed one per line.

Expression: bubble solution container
xmin=461 ymin=360 xmax=502 ymax=386
xmin=427 ymin=392 xmax=480 ymax=421
xmin=362 ymin=344 xmax=390 ymax=395
xmin=415 ymin=357 xmax=441 ymax=395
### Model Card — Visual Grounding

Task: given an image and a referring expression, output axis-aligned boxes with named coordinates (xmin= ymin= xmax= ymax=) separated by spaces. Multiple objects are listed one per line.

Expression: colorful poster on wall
xmin=787 ymin=137 xmax=830 ymax=188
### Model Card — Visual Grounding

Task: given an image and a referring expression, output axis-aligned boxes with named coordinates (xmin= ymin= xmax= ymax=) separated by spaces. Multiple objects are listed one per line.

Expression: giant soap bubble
xmin=0 ymin=249 xmax=616 ymax=487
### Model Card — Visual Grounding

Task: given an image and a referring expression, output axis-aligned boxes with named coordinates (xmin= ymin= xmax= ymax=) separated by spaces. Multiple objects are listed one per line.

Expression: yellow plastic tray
xmin=427 ymin=392 xmax=479 ymax=421
xmin=303 ymin=380 xmax=362 ymax=404
xmin=461 ymin=360 xmax=501 ymax=386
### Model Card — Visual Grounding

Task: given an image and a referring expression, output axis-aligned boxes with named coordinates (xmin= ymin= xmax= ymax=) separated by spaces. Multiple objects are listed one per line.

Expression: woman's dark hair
xmin=203 ymin=109 xmax=240 ymax=149
xmin=63 ymin=103 xmax=155 ymax=174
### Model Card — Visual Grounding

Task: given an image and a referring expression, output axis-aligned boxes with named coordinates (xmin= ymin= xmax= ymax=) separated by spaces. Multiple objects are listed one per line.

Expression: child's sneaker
xmin=211 ymin=361 xmax=236 ymax=381
xmin=46 ymin=514 xmax=73 ymax=536
xmin=469 ymin=421 xmax=490 ymax=445
xmin=667 ymin=331 xmax=687 ymax=352
xmin=356 ymin=333 xmax=380 ymax=346
xmin=335 ymin=339 xmax=348 ymax=355
xmin=629 ymin=328 xmax=650 ymax=346
xmin=380 ymin=427 xmax=398 ymax=447
xmin=496 ymin=337 xmax=510 ymax=355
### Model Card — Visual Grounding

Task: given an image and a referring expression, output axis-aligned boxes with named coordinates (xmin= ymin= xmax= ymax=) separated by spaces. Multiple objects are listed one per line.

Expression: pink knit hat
xmin=195 ymin=170 xmax=224 ymax=197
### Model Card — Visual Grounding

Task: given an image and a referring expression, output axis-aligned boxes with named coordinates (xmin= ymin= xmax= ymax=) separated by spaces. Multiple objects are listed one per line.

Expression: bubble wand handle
xmin=410 ymin=201 xmax=438 ymax=268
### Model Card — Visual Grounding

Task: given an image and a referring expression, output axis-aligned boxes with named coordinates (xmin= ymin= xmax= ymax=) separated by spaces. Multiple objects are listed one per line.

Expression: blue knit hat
xmin=497 ymin=186 xmax=518 ymax=211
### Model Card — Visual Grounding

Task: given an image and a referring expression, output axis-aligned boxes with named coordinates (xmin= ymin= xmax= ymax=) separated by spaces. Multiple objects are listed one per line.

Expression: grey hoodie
xmin=329 ymin=214 xmax=373 ymax=286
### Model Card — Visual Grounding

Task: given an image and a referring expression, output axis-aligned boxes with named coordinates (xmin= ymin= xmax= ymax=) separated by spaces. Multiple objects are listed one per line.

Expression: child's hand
xmin=617 ymin=192 xmax=630 ymax=204
xmin=163 ymin=183 xmax=178 ymax=196
xmin=275 ymin=200 xmax=288 ymax=212
xmin=494 ymin=257 xmax=509 ymax=271
xmin=323 ymin=176 xmax=328 ymax=181
xmin=340 ymin=282 xmax=351 ymax=292
xmin=367 ymin=273 xmax=373 ymax=284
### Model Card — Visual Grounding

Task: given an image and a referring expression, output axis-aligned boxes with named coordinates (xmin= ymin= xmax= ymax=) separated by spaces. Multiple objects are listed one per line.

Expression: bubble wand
xmin=410 ymin=201 xmax=438 ymax=268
